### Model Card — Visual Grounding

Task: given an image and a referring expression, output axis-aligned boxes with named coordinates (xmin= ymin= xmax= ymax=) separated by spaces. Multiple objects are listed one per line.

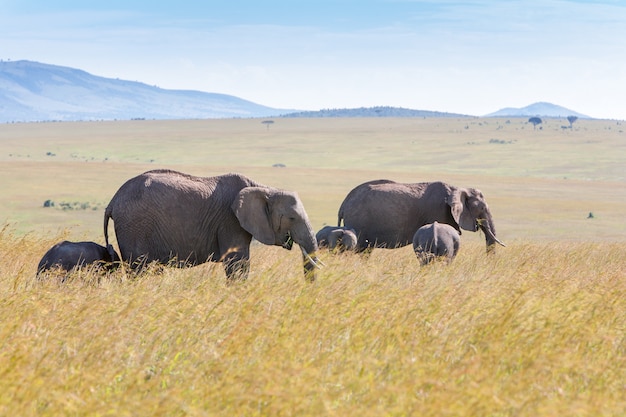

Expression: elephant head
xmin=447 ymin=187 xmax=505 ymax=250
xmin=232 ymin=187 xmax=321 ymax=280
xmin=328 ymin=228 xmax=357 ymax=253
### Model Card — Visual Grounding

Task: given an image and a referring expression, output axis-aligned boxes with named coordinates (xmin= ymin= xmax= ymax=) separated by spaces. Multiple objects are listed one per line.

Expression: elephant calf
xmin=316 ymin=226 xmax=357 ymax=253
xmin=413 ymin=222 xmax=460 ymax=265
xmin=37 ymin=240 xmax=121 ymax=275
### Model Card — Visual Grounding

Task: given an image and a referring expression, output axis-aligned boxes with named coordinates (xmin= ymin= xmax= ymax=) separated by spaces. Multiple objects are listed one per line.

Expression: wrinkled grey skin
xmin=338 ymin=179 xmax=504 ymax=253
xmin=104 ymin=169 xmax=320 ymax=281
xmin=413 ymin=221 xmax=461 ymax=265
xmin=37 ymin=240 xmax=120 ymax=274
xmin=316 ymin=226 xmax=357 ymax=253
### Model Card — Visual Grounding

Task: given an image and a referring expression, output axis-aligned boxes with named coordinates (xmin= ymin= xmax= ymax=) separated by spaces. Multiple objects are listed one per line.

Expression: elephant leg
xmin=129 ymin=254 xmax=150 ymax=272
xmin=222 ymin=252 xmax=250 ymax=281
xmin=357 ymin=246 xmax=374 ymax=261
xmin=417 ymin=251 xmax=434 ymax=266
xmin=414 ymin=239 xmax=436 ymax=265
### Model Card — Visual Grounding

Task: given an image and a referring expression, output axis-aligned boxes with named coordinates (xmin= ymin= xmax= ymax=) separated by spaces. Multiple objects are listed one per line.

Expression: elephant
xmin=37 ymin=240 xmax=121 ymax=274
xmin=337 ymin=179 xmax=505 ymax=253
xmin=104 ymin=169 xmax=321 ymax=281
xmin=413 ymin=221 xmax=460 ymax=265
xmin=315 ymin=226 xmax=357 ymax=253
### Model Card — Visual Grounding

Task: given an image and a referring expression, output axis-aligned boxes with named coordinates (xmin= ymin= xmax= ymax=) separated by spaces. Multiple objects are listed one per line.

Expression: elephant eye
xmin=279 ymin=215 xmax=296 ymax=231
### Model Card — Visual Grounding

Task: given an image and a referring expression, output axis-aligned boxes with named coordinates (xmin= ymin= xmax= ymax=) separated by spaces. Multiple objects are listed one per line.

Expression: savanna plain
xmin=1 ymin=117 xmax=625 ymax=416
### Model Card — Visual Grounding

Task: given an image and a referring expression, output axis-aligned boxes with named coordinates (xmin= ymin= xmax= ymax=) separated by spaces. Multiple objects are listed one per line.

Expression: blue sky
xmin=2 ymin=0 xmax=626 ymax=119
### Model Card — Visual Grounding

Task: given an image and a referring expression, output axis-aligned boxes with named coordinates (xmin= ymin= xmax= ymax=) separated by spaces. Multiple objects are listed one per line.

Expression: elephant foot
xmin=223 ymin=256 xmax=250 ymax=282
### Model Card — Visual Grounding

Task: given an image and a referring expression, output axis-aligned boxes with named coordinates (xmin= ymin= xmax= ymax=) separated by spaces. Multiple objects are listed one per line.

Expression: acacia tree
xmin=567 ymin=115 xmax=578 ymax=128
xmin=528 ymin=117 xmax=542 ymax=129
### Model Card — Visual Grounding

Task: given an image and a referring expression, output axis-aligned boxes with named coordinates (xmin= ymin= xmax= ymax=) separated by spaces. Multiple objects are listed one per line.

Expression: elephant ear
xmin=232 ymin=187 xmax=275 ymax=245
xmin=447 ymin=189 xmax=476 ymax=231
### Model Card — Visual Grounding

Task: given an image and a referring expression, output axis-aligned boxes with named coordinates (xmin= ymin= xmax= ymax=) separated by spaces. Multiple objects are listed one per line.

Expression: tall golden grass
xmin=2 ymin=228 xmax=625 ymax=416
xmin=1 ymin=117 xmax=625 ymax=415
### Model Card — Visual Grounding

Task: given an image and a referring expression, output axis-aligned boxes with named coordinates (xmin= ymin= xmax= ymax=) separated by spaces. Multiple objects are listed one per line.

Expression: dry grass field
xmin=1 ymin=117 xmax=625 ymax=239
xmin=1 ymin=117 xmax=625 ymax=416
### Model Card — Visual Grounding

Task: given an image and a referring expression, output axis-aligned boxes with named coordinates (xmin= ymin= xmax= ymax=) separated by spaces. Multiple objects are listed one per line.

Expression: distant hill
xmin=0 ymin=61 xmax=591 ymax=122
xmin=485 ymin=102 xmax=590 ymax=118
xmin=281 ymin=106 xmax=469 ymax=118
xmin=0 ymin=60 xmax=293 ymax=122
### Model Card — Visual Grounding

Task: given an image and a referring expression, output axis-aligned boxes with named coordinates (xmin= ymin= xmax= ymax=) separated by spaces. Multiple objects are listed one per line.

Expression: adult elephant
xmin=104 ymin=169 xmax=321 ymax=281
xmin=337 ymin=179 xmax=505 ymax=253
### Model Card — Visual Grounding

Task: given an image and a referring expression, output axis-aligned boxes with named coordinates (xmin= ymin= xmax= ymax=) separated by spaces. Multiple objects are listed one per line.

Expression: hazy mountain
xmin=0 ymin=60 xmax=293 ymax=122
xmin=485 ymin=102 xmax=590 ymax=118
xmin=0 ymin=61 xmax=591 ymax=122
xmin=281 ymin=106 xmax=469 ymax=118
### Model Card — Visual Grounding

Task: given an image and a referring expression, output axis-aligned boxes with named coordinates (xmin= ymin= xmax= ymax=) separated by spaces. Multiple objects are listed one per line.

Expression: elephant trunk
xmin=301 ymin=247 xmax=323 ymax=282
xmin=293 ymin=222 xmax=322 ymax=282
xmin=479 ymin=217 xmax=505 ymax=252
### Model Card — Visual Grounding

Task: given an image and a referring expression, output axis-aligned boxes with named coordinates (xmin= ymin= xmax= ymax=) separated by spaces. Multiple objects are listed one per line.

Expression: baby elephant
xmin=37 ymin=240 xmax=121 ymax=274
xmin=413 ymin=222 xmax=460 ymax=265
xmin=316 ymin=226 xmax=358 ymax=253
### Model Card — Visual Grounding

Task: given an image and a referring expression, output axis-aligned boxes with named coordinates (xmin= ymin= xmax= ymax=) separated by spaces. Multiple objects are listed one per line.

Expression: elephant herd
xmin=37 ymin=169 xmax=505 ymax=281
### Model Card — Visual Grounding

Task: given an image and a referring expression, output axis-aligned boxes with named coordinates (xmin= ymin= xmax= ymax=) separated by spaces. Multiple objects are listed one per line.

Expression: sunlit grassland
xmin=1 ymin=231 xmax=625 ymax=416
xmin=1 ymin=117 xmax=625 ymax=415
xmin=1 ymin=117 xmax=625 ymax=239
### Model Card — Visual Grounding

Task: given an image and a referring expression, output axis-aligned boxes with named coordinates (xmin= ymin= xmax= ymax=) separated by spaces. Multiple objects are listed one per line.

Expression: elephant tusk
xmin=478 ymin=219 xmax=506 ymax=247
xmin=301 ymin=247 xmax=325 ymax=269
xmin=486 ymin=227 xmax=506 ymax=247
xmin=493 ymin=235 xmax=506 ymax=247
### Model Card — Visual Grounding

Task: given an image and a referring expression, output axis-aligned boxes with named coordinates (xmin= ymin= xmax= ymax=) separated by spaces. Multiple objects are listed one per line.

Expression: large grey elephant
xmin=37 ymin=240 xmax=120 ymax=275
xmin=104 ymin=169 xmax=321 ymax=281
xmin=316 ymin=226 xmax=357 ymax=253
xmin=413 ymin=222 xmax=460 ymax=265
xmin=338 ymin=179 xmax=505 ymax=253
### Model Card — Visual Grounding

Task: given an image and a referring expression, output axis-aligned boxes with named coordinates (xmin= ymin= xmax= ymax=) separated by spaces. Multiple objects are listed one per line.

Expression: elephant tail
xmin=337 ymin=207 xmax=344 ymax=227
xmin=104 ymin=204 xmax=112 ymax=246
